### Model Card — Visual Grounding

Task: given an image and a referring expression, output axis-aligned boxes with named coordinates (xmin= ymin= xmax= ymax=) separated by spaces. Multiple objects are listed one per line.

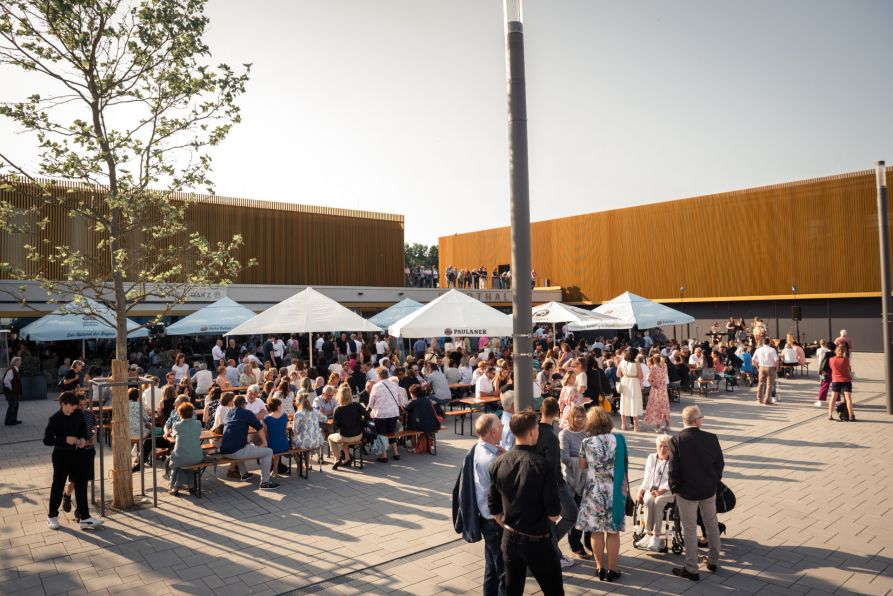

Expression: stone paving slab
xmin=0 ymin=352 xmax=890 ymax=595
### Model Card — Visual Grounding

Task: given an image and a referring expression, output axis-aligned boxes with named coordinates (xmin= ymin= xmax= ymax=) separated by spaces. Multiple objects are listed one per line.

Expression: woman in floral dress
xmin=643 ymin=355 xmax=671 ymax=431
xmin=575 ymin=407 xmax=630 ymax=583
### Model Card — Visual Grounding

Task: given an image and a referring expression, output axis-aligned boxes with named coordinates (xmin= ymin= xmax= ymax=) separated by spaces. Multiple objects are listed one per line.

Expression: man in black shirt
xmin=43 ymin=392 xmax=103 ymax=530
xmin=488 ymin=411 xmax=564 ymax=596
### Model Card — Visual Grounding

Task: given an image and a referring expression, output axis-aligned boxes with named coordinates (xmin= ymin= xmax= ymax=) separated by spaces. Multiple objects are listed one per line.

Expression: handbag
xmin=624 ymin=441 xmax=635 ymax=516
xmin=383 ymin=384 xmax=406 ymax=432
xmin=715 ymin=481 xmax=736 ymax=513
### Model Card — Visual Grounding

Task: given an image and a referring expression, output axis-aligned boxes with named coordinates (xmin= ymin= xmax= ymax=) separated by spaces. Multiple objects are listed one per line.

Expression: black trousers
xmin=502 ymin=529 xmax=564 ymax=596
xmin=4 ymin=392 xmax=20 ymax=424
xmin=49 ymin=449 xmax=90 ymax=519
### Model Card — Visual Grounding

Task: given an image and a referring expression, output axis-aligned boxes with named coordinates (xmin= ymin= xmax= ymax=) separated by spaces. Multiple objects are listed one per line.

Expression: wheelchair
xmin=631 ymin=496 xmax=684 ymax=554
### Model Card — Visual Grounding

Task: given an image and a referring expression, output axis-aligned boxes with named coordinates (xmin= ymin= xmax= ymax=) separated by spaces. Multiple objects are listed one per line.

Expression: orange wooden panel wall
xmin=439 ymin=168 xmax=893 ymax=303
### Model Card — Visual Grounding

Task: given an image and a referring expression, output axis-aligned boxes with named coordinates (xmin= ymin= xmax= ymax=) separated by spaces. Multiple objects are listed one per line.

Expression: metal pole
xmin=504 ymin=0 xmax=533 ymax=411
xmin=875 ymin=161 xmax=893 ymax=415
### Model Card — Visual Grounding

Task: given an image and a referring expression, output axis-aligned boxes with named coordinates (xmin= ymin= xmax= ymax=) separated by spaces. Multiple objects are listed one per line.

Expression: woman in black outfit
xmin=329 ymin=385 xmax=368 ymax=470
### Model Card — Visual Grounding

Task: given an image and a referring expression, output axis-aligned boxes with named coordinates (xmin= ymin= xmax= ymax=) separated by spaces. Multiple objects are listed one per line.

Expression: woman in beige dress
xmin=618 ymin=348 xmax=643 ymax=432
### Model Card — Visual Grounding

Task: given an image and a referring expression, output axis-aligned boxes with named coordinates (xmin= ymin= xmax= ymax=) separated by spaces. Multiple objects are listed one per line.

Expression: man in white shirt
xmin=191 ymin=363 xmax=214 ymax=399
xmin=375 ymin=335 xmax=389 ymax=362
xmin=211 ymin=339 xmax=225 ymax=369
xmin=475 ymin=367 xmax=498 ymax=399
xmin=752 ymin=338 xmax=780 ymax=405
xmin=244 ymin=385 xmax=268 ymax=420
xmin=272 ymin=336 xmax=285 ymax=367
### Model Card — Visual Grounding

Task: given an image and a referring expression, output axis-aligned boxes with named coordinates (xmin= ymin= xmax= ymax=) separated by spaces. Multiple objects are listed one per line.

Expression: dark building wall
xmin=0 ymin=178 xmax=405 ymax=287
xmin=660 ymin=297 xmax=882 ymax=352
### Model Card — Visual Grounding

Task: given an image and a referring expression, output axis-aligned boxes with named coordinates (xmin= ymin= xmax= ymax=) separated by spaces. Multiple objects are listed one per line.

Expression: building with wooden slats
xmin=439 ymin=167 xmax=893 ymax=351
xmin=0 ymin=178 xmax=405 ymax=288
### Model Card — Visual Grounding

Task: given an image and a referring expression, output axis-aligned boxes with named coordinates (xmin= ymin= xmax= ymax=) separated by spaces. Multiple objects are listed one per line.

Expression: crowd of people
xmin=20 ymin=313 xmax=858 ymax=593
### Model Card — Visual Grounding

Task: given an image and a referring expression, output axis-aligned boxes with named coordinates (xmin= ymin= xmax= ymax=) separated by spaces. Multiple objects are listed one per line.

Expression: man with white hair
xmin=211 ymin=339 xmax=225 ymax=369
xmin=244 ymin=385 xmax=267 ymax=420
xmin=669 ymin=405 xmax=724 ymax=581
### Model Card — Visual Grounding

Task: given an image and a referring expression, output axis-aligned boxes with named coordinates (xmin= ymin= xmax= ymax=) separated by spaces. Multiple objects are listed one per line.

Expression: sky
xmin=1 ymin=0 xmax=891 ymax=245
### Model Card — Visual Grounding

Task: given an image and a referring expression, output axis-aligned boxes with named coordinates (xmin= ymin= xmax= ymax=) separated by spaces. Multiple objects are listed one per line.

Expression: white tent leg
xmin=308 ymin=332 xmax=313 ymax=372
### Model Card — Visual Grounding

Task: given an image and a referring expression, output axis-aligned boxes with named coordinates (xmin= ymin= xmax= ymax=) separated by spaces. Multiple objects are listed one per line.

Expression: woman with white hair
xmin=634 ymin=434 xmax=674 ymax=551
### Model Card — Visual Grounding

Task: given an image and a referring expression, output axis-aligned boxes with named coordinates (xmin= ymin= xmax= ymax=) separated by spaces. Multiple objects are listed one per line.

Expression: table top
xmin=458 ymin=396 xmax=500 ymax=406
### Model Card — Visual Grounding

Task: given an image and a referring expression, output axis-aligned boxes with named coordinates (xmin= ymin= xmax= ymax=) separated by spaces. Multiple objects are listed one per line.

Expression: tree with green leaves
xmin=0 ymin=0 xmax=253 ymax=508
xmin=404 ymin=243 xmax=438 ymax=268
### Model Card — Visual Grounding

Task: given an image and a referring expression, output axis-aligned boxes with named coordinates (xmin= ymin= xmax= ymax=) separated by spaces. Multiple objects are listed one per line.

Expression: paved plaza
xmin=1 ymin=354 xmax=891 ymax=595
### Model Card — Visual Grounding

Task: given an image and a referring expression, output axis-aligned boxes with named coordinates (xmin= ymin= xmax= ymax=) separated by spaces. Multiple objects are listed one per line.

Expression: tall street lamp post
xmin=876 ymin=161 xmax=892 ymax=415
xmin=504 ymin=0 xmax=533 ymax=411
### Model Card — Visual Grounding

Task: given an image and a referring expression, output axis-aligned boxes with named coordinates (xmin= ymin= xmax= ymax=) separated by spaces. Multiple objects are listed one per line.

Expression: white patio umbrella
xmin=164 ymin=297 xmax=256 ymax=336
xmin=532 ymin=301 xmax=622 ymax=342
xmin=20 ymin=296 xmax=149 ymax=358
xmin=224 ymin=287 xmax=381 ymax=369
xmin=388 ymin=289 xmax=512 ymax=338
xmin=568 ymin=291 xmax=695 ymax=331
xmin=368 ymin=298 xmax=423 ymax=329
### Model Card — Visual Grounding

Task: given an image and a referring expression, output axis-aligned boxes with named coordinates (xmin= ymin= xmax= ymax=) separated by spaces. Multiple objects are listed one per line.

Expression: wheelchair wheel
xmin=670 ymin=503 xmax=684 ymax=554
xmin=631 ymin=500 xmax=646 ymax=547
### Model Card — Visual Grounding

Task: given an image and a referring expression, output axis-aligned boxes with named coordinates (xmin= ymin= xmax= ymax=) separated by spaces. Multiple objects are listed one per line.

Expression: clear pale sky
xmin=2 ymin=0 xmax=891 ymax=245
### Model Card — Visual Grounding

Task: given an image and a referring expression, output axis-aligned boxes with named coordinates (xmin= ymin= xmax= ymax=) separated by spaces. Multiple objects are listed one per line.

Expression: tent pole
xmin=81 ymin=339 xmax=86 ymax=360
xmin=308 ymin=332 xmax=313 ymax=372
xmin=552 ymin=323 xmax=556 ymax=349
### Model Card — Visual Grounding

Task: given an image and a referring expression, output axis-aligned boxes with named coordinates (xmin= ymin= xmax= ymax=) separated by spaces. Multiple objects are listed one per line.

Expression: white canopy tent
xmin=388 ymin=289 xmax=513 ymax=338
xmin=224 ymin=287 xmax=381 ymax=369
xmin=20 ymin=297 xmax=149 ymax=358
xmin=568 ymin=291 xmax=695 ymax=331
xmin=532 ymin=301 xmax=622 ymax=341
xmin=368 ymin=298 xmax=423 ymax=329
xmin=164 ymin=297 xmax=256 ymax=336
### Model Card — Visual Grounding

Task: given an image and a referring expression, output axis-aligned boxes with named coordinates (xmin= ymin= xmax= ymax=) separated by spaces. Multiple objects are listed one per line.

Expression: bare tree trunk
xmin=110 ymin=358 xmax=133 ymax=509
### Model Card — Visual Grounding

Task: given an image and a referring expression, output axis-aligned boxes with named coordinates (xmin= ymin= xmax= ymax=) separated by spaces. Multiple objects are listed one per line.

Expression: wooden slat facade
xmin=0 ymin=178 xmax=404 ymax=287
xmin=439 ymin=167 xmax=893 ymax=303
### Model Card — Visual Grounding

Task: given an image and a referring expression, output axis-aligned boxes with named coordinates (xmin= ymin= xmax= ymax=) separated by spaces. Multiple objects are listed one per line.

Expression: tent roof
xmin=20 ymin=297 xmax=149 ymax=341
xmin=532 ymin=301 xmax=621 ymax=325
xmin=388 ymin=290 xmax=512 ymax=338
xmin=225 ymin=287 xmax=381 ymax=336
xmin=164 ymin=297 xmax=257 ymax=336
xmin=569 ymin=291 xmax=695 ymax=330
xmin=368 ymin=298 xmax=423 ymax=329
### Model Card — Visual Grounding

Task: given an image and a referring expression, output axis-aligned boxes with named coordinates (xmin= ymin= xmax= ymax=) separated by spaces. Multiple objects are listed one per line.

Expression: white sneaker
xmin=79 ymin=517 xmax=104 ymax=530
xmin=647 ymin=535 xmax=663 ymax=551
xmin=770 ymin=397 xmax=778 ymax=404
xmin=559 ymin=554 xmax=575 ymax=569
xmin=47 ymin=517 xmax=60 ymax=530
xmin=814 ymin=401 xmax=824 ymax=408
xmin=635 ymin=534 xmax=653 ymax=548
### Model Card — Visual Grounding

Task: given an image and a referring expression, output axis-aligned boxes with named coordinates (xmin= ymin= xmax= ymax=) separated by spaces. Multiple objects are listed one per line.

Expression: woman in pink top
xmin=827 ymin=346 xmax=854 ymax=422
xmin=558 ymin=371 xmax=587 ymax=429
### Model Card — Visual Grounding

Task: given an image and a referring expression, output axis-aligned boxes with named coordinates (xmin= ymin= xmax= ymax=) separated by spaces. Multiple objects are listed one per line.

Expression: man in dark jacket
xmin=452 ymin=413 xmax=505 ymax=596
xmin=535 ymin=397 xmax=578 ymax=568
xmin=669 ymin=405 xmax=724 ymax=581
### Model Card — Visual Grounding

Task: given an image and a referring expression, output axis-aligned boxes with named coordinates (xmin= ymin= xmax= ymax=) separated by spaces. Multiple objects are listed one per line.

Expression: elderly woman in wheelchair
xmin=632 ymin=434 xmax=682 ymax=553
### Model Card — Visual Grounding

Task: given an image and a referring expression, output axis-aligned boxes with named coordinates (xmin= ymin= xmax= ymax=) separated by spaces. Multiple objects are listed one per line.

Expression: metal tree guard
xmin=90 ymin=376 xmax=159 ymax=516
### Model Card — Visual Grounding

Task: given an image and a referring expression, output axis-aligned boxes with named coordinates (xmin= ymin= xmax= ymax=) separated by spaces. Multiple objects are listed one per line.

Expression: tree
xmin=0 ymin=0 xmax=253 ymax=508
xmin=404 ymin=243 xmax=437 ymax=268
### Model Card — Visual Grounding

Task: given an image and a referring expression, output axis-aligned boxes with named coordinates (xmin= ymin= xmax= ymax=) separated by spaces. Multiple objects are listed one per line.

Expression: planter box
xmin=21 ymin=374 xmax=48 ymax=401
